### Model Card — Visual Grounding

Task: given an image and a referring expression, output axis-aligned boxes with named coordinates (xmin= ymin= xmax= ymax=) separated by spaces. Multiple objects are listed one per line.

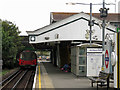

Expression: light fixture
xmin=30 ymin=36 xmax=35 ymax=41
xmin=45 ymin=37 xmax=49 ymax=40
xmin=55 ymin=34 xmax=59 ymax=39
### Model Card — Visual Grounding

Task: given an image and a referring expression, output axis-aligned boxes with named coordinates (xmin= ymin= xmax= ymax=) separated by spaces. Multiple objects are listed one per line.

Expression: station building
xmin=27 ymin=12 xmax=120 ymax=88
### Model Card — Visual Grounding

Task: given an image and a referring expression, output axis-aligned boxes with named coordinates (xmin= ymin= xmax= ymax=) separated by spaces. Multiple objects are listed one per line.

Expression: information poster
xmin=87 ymin=48 xmax=102 ymax=76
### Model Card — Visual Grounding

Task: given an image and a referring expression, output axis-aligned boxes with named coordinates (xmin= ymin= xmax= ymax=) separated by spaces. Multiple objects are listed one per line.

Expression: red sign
xmin=105 ymin=50 xmax=109 ymax=68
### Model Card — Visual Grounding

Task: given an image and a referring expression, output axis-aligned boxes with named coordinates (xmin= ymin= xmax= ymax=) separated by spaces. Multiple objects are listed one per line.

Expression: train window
xmin=20 ymin=52 xmax=36 ymax=60
xmin=20 ymin=54 xmax=23 ymax=59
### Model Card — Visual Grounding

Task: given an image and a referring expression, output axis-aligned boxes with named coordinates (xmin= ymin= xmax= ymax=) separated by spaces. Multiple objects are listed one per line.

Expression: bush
xmin=2 ymin=20 xmax=24 ymax=69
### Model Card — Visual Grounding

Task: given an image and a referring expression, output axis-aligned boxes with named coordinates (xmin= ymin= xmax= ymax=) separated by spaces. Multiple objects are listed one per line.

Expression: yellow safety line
xmin=38 ymin=65 xmax=41 ymax=89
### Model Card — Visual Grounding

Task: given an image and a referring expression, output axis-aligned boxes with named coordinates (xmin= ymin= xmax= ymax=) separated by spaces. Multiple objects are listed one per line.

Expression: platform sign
xmin=104 ymin=50 xmax=110 ymax=73
xmin=104 ymin=40 xmax=112 ymax=74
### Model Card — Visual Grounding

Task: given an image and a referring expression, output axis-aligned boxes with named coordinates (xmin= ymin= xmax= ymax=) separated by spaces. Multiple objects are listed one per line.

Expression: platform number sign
xmin=105 ymin=50 xmax=109 ymax=69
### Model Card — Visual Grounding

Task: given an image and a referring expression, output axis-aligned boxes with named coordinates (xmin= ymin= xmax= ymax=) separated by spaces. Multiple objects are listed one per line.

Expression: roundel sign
xmin=105 ymin=50 xmax=109 ymax=68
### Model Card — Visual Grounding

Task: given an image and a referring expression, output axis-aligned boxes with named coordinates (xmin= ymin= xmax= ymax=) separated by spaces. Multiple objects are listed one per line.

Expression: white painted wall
xmin=30 ymin=18 xmax=115 ymax=44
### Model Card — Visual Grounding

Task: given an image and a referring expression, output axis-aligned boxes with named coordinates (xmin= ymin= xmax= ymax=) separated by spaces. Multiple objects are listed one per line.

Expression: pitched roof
xmin=51 ymin=12 xmax=120 ymax=22
xmin=27 ymin=12 xmax=116 ymax=36
xmin=50 ymin=12 xmax=78 ymax=22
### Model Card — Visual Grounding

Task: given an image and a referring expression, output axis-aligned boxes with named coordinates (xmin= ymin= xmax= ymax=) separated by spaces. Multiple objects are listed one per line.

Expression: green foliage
xmin=24 ymin=46 xmax=36 ymax=51
xmin=2 ymin=20 xmax=24 ymax=68
xmin=0 ymin=69 xmax=9 ymax=76
xmin=36 ymin=50 xmax=50 ymax=56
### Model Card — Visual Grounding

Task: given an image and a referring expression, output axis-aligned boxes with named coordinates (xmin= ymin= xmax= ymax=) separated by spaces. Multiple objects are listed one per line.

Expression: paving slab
xmin=35 ymin=62 xmax=114 ymax=90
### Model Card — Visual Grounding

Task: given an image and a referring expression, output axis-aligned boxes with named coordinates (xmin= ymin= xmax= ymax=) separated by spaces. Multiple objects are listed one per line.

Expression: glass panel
xmin=79 ymin=66 xmax=86 ymax=75
xmin=20 ymin=52 xmax=36 ymax=61
xmin=79 ymin=57 xmax=86 ymax=65
xmin=79 ymin=47 xmax=86 ymax=55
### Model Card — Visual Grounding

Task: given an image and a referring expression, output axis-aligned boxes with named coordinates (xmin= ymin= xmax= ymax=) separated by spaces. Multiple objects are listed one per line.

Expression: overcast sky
xmin=0 ymin=0 xmax=120 ymax=35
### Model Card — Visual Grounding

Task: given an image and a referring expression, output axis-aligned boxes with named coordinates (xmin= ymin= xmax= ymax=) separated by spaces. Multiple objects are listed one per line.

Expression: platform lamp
xmin=99 ymin=0 xmax=109 ymax=71
xmin=99 ymin=0 xmax=110 ymax=88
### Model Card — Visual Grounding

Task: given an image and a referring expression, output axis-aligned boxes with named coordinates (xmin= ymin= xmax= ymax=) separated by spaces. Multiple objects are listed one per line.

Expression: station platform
xmin=33 ymin=61 xmax=114 ymax=89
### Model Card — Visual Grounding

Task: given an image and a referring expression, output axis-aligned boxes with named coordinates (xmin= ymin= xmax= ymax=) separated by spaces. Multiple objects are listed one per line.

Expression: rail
xmin=11 ymin=70 xmax=28 ymax=90
xmin=0 ymin=68 xmax=21 ymax=86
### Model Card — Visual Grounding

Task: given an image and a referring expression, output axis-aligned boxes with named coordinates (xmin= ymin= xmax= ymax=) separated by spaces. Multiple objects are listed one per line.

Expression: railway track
xmin=0 ymin=69 xmax=35 ymax=90
xmin=0 ymin=68 xmax=21 ymax=86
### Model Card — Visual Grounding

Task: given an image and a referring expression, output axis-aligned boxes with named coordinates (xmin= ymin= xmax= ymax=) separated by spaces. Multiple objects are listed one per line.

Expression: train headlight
xmin=32 ymin=60 xmax=36 ymax=64
xmin=21 ymin=61 xmax=24 ymax=65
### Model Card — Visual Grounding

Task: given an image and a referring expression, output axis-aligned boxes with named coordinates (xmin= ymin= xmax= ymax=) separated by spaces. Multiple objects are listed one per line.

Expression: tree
xmin=2 ymin=20 xmax=24 ymax=68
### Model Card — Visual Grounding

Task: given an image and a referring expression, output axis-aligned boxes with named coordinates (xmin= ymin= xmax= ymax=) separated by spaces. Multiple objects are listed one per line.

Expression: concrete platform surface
xmin=34 ymin=62 xmax=114 ymax=90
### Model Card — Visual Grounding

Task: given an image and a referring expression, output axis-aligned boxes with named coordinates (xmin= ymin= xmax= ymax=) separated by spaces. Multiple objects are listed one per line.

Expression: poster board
xmin=87 ymin=48 xmax=102 ymax=76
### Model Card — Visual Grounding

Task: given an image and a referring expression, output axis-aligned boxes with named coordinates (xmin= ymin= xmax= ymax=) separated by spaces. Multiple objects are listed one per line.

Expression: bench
xmin=88 ymin=71 xmax=113 ymax=90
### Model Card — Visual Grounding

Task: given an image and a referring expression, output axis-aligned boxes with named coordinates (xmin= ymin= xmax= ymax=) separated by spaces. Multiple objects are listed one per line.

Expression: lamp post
xmin=99 ymin=0 xmax=109 ymax=71
xmin=88 ymin=3 xmax=95 ymax=47
xmin=99 ymin=0 xmax=110 ymax=88
xmin=89 ymin=3 xmax=92 ymax=47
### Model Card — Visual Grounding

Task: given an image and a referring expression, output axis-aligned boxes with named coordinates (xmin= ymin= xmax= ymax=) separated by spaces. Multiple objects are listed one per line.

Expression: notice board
xmin=87 ymin=48 xmax=102 ymax=76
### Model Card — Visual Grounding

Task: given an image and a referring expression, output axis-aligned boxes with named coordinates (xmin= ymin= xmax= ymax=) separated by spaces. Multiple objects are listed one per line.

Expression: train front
xmin=19 ymin=50 xmax=37 ymax=68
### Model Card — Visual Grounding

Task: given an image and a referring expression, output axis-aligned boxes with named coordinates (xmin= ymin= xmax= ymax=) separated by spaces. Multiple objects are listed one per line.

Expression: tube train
xmin=18 ymin=50 xmax=37 ymax=68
